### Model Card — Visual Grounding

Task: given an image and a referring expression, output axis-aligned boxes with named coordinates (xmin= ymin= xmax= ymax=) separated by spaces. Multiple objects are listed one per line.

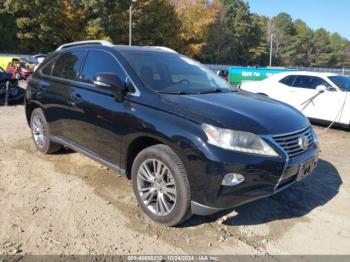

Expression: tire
xmin=30 ymin=108 xmax=62 ymax=154
xmin=131 ymin=144 xmax=191 ymax=226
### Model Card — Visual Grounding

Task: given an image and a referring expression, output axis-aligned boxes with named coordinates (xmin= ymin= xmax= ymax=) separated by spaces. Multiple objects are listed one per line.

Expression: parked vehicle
xmin=25 ymin=40 xmax=319 ymax=226
xmin=0 ymin=66 xmax=24 ymax=105
xmin=216 ymin=69 xmax=229 ymax=81
xmin=228 ymin=66 xmax=297 ymax=85
xmin=0 ymin=56 xmax=36 ymax=71
xmin=6 ymin=59 xmax=33 ymax=80
xmin=241 ymin=71 xmax=350 ymax=128
xmin=32 ymin=54 xmax=46 ymax=64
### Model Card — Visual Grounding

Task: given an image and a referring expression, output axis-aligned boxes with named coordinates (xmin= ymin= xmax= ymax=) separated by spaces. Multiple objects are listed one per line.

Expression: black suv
xmin=25 ymin=40 xmax=319 ymax=226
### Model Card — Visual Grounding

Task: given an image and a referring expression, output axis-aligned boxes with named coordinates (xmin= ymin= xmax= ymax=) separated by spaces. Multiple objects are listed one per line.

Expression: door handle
xmin=69 ymin=93 xmax=82 ymax=107
xmin=73 ymin=93 xmax=82 ymax=103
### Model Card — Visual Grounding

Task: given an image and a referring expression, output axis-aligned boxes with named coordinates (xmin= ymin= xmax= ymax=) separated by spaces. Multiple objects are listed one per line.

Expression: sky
xmin=247 ymin=0 xmax=350 ymax=39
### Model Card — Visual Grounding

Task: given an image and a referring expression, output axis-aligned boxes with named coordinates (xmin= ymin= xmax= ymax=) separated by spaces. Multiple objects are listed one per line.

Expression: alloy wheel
xmin=32 ymin=113 xmax=47 ymax=149
xmin=137 ymin=159 xmax=177 ymax=216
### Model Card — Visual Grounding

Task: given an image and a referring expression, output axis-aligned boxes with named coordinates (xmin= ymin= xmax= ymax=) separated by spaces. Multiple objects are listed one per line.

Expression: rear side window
xmin=293 ymin=76 xmax=313 ymax=89
xmin=81 ymin=50 xmax=125 ymax=84
xmin=51 ymin=51 xmax=86 ymax=81
xmin=41 ymin=59 xmax=55 ymax=75
xmin=279 ymin=75 xmax=296 ymax=86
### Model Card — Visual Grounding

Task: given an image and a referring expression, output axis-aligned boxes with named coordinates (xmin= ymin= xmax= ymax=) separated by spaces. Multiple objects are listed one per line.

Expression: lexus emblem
xmin=298 ymin=135 xmax=309 ymax=150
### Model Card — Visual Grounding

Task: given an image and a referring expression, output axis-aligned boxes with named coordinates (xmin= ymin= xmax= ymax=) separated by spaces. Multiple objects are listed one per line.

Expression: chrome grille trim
xmin=273 ymin=126 xmax=313 ymax=158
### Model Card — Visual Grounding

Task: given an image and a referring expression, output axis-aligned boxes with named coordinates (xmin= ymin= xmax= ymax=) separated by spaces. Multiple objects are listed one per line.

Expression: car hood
xmin=160 ymin=91 xmax=309 ymax=135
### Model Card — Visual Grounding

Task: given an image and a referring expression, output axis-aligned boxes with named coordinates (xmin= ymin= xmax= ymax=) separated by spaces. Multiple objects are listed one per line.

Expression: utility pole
xmin=269 ymin=33 xmax=274 ymax=68
xmin=129 ymin=5 xmax=132 ymax=46
xmin=129 ymin=0 xmax=137 ymax=46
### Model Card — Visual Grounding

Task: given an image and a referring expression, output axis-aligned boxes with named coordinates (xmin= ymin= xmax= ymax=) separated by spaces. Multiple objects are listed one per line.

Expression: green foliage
xmin=0 ymin=0 xmax=349 ymax=68
xmin=0 ymin=13 xmax=19 ymax=52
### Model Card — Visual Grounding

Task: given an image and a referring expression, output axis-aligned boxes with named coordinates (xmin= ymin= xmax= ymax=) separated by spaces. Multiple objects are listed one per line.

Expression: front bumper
xmin=188 ymin=138 xmax=319 ymax=216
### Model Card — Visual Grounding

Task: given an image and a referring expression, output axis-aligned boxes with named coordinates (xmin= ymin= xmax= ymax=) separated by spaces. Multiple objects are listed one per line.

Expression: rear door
xmin=68 ymin=49 xmax=128 ymax=165
xmin=266 ymin=74 xmax=297 ymax=102
xmin=39 ymin=50 xmax=87 ymax=138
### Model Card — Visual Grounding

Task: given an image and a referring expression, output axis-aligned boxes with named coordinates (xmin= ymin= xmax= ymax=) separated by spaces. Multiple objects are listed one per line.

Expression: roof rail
xmin=144 ymin=46 xmax=177 ymax=53
xmin=56 ymin=40 xmax=114 ymax=51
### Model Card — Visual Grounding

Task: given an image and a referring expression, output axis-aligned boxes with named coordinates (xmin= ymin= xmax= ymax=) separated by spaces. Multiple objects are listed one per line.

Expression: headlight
xmin=202 ymin=124 xmax=279 ymax=157
xmin=311 ymin=128 xmax=319 ymax=145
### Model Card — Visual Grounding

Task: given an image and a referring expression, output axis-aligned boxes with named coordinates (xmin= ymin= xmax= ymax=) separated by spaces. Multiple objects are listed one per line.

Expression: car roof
xmin=114 ymin=45 xmax=177 ymax=53
xmin=55 ymin=43 xmax=177 ymax=55
xmin=275 ymin=71 xmax=338 ymax=78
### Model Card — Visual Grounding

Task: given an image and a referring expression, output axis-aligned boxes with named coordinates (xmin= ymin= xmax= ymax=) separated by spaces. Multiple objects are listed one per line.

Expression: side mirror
xmin=316 ymin=85 xmax=327 ymax=92
xmin=93 ymin=73 xmax=124 ymax=102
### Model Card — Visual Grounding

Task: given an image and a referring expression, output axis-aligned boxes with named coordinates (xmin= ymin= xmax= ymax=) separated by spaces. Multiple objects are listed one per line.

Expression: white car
xmin=241 ymin=71 xmax=350 ymax=128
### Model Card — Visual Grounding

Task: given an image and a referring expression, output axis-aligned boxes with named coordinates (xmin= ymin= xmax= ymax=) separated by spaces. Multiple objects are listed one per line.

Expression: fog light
xmin=222 ymin=173 xmax=244 ymax=186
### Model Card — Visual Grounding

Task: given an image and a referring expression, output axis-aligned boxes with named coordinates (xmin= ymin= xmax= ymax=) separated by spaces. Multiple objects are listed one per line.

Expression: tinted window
xmin=329 ymin=75 xmax=350 ymax=91
xmin=119 ymin=51 xmax=232 ymax=94
xmin=51 ymin=51 xmax=86 ymax=80
xmin=310 ymin=77 xmax=332 ymax=88
xmin=293 ymin=76 xmax=331 ymax=89
xmin=81 ymin=50 xmax=125 ymax=84
xmin=41 ymin=60 xmax=54 ymax=75
xmin=279 ymin=75 xmax=296 ymax=86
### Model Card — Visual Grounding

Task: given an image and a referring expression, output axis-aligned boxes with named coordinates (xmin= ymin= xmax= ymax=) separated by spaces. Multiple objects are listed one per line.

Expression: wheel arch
xmin=123 ymin=129 xmax=203 ymax=180
xmin=25 ymin=101 xmax=41 ymax=126
xmin=124 ymin=135 xmax=167 ymax=179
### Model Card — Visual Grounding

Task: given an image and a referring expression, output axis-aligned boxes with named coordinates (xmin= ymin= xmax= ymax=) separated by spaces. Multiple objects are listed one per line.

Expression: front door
xmin=69 ymin=50 xmax=128 ymax=166
xmin=289 ymin=75 xmax=345 ymax=123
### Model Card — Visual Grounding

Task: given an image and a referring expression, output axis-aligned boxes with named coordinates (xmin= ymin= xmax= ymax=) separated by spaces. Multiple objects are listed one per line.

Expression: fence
xmin=205 ymin=64 xmax=350 ymax=76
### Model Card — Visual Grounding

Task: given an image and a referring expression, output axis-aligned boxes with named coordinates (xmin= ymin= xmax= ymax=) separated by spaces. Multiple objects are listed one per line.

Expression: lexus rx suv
xmin=25 ymin=40 xmax=319 ymax=226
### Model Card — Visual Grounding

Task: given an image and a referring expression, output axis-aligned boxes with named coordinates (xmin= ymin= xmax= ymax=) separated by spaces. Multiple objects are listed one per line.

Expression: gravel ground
xmin=0 ymin=103 xmax=349 ymax=256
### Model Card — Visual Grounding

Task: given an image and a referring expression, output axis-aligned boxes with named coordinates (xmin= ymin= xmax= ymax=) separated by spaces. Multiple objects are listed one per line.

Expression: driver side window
xmin=81 ymin=50 xmax=126 ymax=86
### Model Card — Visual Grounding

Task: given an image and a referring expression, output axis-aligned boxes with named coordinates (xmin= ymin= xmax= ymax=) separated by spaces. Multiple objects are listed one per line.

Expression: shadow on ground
xmin=182 ymin=159 xmax=342 ymax=227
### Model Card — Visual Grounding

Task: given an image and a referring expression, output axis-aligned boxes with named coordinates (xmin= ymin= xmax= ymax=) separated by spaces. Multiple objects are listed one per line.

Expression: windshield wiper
xmin=199 ymin=88 xmax=224 ymax=94
xmin=157 ymin=90 xmax=189 ymax=95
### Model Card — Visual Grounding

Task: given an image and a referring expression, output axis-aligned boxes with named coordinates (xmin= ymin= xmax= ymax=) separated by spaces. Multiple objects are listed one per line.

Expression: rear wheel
xmin=131 ymin=144 xmax=191 ymax=226
xmin=30 ymin=108 xmax=62 ymax=154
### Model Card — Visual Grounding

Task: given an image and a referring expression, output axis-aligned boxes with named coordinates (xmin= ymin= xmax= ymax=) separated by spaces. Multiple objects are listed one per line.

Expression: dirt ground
xmin=0 ymin=103 xmax=349 ymax=256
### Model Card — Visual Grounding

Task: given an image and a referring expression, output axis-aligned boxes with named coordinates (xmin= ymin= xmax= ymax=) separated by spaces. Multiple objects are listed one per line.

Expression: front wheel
xmin=131 ymin=144 xmax=191 ymax=226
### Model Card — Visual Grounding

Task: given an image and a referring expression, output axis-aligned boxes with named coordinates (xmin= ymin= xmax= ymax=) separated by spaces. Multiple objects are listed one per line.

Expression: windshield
xmin=120 ymin=50 xmax=233 ymax=94
xmin=328 ymin=75 xmax=350 ymax=91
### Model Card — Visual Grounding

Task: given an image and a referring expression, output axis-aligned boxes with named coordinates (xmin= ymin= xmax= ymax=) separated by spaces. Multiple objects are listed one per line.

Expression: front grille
xmin=273 ymin=126 xmax=313 ymax=158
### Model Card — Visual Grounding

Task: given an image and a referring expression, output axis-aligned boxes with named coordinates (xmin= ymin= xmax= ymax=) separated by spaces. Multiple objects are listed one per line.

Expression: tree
xmin=3 ymin=0 xmax=87 ymax=52
xmin=247 ymin=14 xmax=269 ymax=65
xmin=312 ymin=28 xmax=334 ymax=67
xmin=132 ymin=0 xmax=180 ymax=49
xmin=78 ymin=0 xmax=129 ymax=43
xmin=268 ymin=13 xmax=295 ymax=65
xmin=175 ymin=0 xmax=218 ymax=58
xmin=285 ymin=19 xmax=314 ymax=66
xmin=1 ymin=0 xmax=350 ymax=68
xmin=330 ymin=33 xmax=350 ymax=68
xmin=201 ymin=0 xmax=233 ymax=64
xmin=203 ymin=0 xmax=268 ymax=65
xmin=0 ymin=13 xmax=19 ymax=52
